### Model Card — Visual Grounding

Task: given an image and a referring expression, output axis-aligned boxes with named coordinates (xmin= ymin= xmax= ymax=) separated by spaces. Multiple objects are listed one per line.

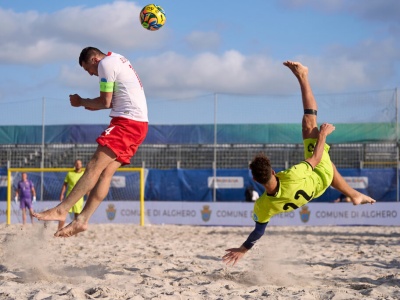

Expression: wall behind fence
xmin=0 ymin=123 xmax=397 ymax=145
xmin=1 ymin=167 xmax=397 ymax=202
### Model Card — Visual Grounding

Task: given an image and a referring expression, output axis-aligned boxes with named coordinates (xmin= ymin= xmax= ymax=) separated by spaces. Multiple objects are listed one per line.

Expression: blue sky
xmin=0 ymin=0 xmax=399 ymax=125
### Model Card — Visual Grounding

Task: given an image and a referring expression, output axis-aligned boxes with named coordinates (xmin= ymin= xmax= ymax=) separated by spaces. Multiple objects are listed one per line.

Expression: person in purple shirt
xmin=15 ymin=173 xmax=37 ymax=225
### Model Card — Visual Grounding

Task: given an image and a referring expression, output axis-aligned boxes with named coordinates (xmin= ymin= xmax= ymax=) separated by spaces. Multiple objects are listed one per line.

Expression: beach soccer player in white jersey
xmin=33 ymin=47 xmax=148 ymax=237
xmin=223 ymin=61 xmax=376 ymax=266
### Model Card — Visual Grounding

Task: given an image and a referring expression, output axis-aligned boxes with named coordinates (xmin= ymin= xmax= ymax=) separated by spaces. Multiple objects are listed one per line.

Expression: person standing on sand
xmin=58 ymin=159 xmax=89 ymax=230
xmin=15 ymin=172 xmax=37 ymax=225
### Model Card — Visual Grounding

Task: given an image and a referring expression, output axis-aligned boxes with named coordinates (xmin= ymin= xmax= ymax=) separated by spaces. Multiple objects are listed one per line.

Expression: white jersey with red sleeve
xmin=98 ymin=52 xmax=148 ymax=122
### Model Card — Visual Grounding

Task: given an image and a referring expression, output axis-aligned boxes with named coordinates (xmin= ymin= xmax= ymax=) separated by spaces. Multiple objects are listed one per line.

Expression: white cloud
xmin=323 ymin=39 xmax=400 ymax=87
xmin=128 ymin=51 xmax=290 ymax=97
xmin=0 ymin=1 xmax=169 ymax=64
xmin=113 ymin=50 xmax=384 ymax=98
xmin=0 ymin=40 xmax=81 ymax=65
xmin=294 ymin=56 xmax=369 ymax=91
xmin=59 ymin=65 xmax=98 ymax=91
xmin=1 ymin=0 xmax=398 ymax=102
xmin=57 ymin=42 xmax=398 ymax=100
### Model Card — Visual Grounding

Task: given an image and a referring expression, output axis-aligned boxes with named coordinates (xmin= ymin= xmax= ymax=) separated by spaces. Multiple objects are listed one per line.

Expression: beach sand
xmin=0 ymin=223 xmax=399 ymax=299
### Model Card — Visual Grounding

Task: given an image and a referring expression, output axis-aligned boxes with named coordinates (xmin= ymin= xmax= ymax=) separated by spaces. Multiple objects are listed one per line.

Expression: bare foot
xmin=283 ymin=61 xmax=308 ymax=79
xmin=54 ymin=220 xmax=88 ymax=238
xmin=32 ymin=206 xmax=68 ymax=222
xmin=350 ymin=192 xmax=376 ymax=205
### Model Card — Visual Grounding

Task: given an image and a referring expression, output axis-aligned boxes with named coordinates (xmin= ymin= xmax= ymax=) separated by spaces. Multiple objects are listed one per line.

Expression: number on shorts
xmin=105 ymin=126 xmax=115 ymax=136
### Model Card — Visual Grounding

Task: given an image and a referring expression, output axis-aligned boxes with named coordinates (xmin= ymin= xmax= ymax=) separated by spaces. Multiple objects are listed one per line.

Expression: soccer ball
xmin=140 ymin=4 xmax=166 ymax=31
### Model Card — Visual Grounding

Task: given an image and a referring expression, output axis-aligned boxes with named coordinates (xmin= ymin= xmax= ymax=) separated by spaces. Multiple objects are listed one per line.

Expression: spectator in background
xmin=245 ymin=186 xmax=259 ymax=202
xmin=58 ymin=159 xmax=89 ymax=230
xmin=334 ymin=193 xmax=351 ymax=203
xmin=15 ymin=172 xmax=36 ymax=225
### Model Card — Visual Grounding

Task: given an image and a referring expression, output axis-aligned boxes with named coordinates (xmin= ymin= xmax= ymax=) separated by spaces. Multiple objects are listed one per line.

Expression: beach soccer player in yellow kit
xmin=58 ymin=159 xmax=89 ymax=230
xmin=223 ymin=61 xmax=376 ymax=266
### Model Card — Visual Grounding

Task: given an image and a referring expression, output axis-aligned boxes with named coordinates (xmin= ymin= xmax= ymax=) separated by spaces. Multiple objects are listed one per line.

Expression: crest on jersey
xmin=253 ymin=213 xmax=259 ymax=222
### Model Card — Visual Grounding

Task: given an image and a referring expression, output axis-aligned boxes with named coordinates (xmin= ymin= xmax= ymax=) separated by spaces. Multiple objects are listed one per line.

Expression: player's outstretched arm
xmin=223 ymin=222 xmax=268 ymax=266
xmin=223 ymin=246 xmax=248 ymax=266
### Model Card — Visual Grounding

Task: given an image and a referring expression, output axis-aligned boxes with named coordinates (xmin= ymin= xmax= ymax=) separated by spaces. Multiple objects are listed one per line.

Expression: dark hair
xmin=79 ymin=47 xmax=105 ymax=66
xmin=249 ymin=153 xmax=272 ymax=185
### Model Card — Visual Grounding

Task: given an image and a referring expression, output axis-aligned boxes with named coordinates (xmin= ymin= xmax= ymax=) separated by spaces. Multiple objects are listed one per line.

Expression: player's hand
xmin=223 ymin=246 xmax=248 ymax=266
xmin=69 ymin=94 xmax=82 ymax=107
xmin=319 ymin=123 xmax=335 ymax=137
xmin=32 ymin=196 xmax=36 ymax=203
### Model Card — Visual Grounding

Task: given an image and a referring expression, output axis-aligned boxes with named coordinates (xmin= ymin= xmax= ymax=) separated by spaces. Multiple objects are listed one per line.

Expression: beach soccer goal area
xmin=6 ymin=167 xmax=145 ymax=226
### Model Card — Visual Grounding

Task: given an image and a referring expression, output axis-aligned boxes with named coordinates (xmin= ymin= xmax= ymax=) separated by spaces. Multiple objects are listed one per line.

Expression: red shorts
xmin=96 ymin=117 xmax=148 ymax=165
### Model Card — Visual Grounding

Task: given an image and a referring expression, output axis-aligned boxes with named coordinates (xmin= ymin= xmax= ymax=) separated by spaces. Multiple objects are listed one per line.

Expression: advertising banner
xmin=1 ymin=201 xmax=399 ymax=227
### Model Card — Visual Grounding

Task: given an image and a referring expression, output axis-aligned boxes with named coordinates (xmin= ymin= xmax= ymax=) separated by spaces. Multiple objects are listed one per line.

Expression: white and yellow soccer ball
xmin=140 ymin=4 xmax=166 ymax=31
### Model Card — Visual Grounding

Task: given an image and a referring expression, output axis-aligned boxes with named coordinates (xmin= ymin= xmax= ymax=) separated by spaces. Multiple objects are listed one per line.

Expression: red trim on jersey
xmin=107 ymin=51 xmax=112 ymax=56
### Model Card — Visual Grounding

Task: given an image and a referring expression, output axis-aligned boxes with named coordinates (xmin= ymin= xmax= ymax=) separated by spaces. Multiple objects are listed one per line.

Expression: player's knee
xmin=99 ymin=167 xmax=114 ymax=182
xmin=302 ymin=116 xmax=317 ymax=131
xmin=302 ymin=126 xmax=319 ymax=139
xmin=86 ymin=157 xmax=105 ymax=174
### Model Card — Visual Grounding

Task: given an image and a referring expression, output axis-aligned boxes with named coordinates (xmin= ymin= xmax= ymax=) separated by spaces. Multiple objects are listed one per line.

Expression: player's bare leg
xmin=32 ymin=146 xmax=116 ymax=222
xmin=55 ymin=160 xmax=121 ymax=237
xmin=331 ymin=163 xmax=376 ymax=205
xmin=29 ymin=208 xmax=34 ymax=225
xmin=58 ymin=220 xmax=65 ymax=230
xmin=32 ymin=205 xmax=68 ymax=222
xmin=283 ymin=60 xmax=309 ymax=80
xmin=284 ymin=60 xmax=319 ymax=140
xmin=54 ymin=219 xmax=88 ymax=237
xmin=22 ymin=208 xmax=27 ymax=225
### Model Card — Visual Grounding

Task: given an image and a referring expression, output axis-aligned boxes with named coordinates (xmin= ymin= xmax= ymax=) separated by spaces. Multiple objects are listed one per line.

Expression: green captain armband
xmin=100 ymin=81 xmax=114 ymax=92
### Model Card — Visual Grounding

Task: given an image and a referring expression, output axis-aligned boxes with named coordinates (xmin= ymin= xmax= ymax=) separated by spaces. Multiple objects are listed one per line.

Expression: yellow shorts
xmin=69 ymin=198 xmax=84 ymax=214
xmin=303 ymin=138 xmax=334 ymax=197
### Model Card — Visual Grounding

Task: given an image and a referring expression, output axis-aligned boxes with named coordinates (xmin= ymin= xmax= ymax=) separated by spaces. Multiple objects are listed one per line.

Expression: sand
xmin=0 ymin=223 xmax=399 ymax=300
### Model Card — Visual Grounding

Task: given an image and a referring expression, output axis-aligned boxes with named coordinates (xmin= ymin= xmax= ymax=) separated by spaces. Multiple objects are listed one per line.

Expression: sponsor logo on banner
xmin=207 ymin=177 xmax=244 ymax=189
xmin=0 ymin=176 xmax=7 ymax=187
xmin=106 ymin=204 xmax=117 ymax=221
xmin=343 ymin=177 xmax=368 ymax=189
xmin=111 ymin=176 xmax=126 ymax=188
xmin=299 ymin=206 xmax=310 ymax=223
xmin=201 ymin=205 xmax=212 ymax=222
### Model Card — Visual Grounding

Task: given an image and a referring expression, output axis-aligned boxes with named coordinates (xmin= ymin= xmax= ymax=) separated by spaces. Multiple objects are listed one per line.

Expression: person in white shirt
xmin=252 ymin=190 xmax=260 ymax=201
xmin=34 ymin=47 xmax=148 ymax=237
xmin=245 ymin=186 xmax=259 ymax=202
